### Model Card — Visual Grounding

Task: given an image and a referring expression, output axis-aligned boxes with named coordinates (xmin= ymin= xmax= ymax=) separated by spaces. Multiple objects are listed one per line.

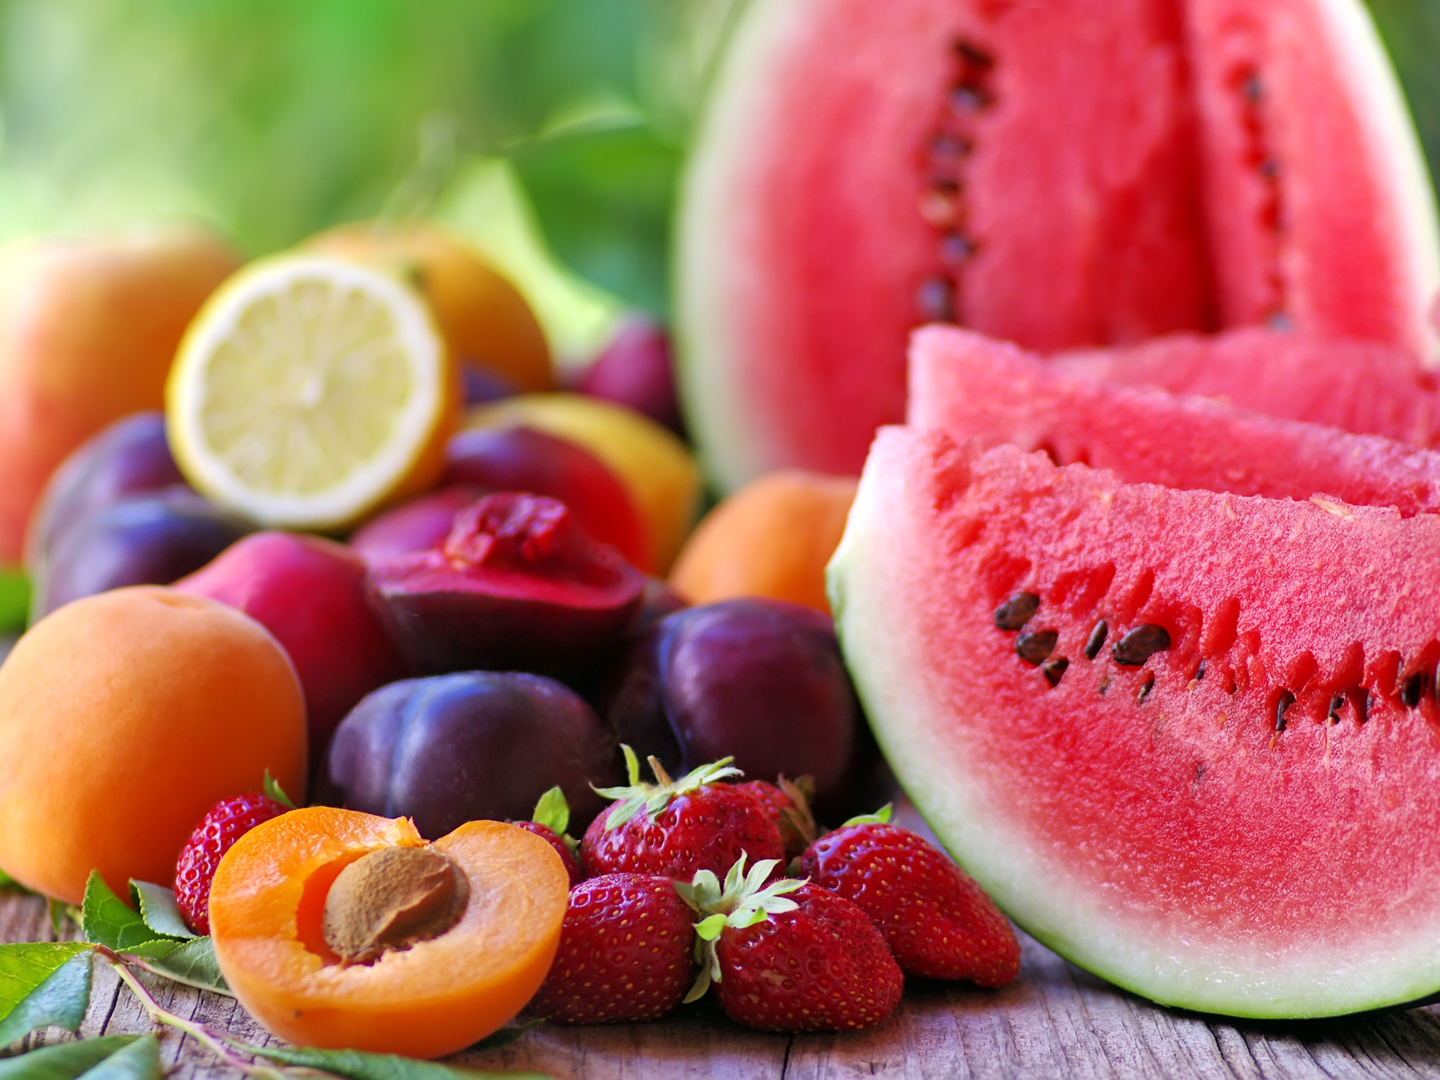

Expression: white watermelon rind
xmin=827 ymin=427 xmax=1440 ymax=1018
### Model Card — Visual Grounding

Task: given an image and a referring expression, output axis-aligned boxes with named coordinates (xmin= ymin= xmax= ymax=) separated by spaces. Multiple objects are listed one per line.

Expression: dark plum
xmin=595 ymin=598 xmax=881 ymax=822
xmin=321 ymin=671 xmax=617 ymax=837
xmin=638 ymin=577 xmax=688 ymax=629
xmin=32 ymin=489 xmax=252 ymax=619
xmin=443 ymin=425 xmax=650 ymax=571
xmin=175 ymin=532 xmax=408 ymax=765
xmin=26 ymin=411 xmax=187 ymax=570
xmin=348 ymin=484 xmax=489 ymax=562
xmin=576 ymin=319 xmax=685 ymax=438
xmin=367 ymin=492 xmax=645 ymax=683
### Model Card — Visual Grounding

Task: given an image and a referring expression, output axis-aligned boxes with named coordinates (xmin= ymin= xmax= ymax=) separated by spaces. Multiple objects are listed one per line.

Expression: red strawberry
xmin=735 ymin=776 xmax=817 ymax=860
xmin=581 ymin=748 xmax=784 ymax=881
xmin=800 ymin=807 xmax=1020 ymax=985
xmin=676 ymin=855 xmax=902 ymax=1032
xmin=512 ymin=786 xmax=583 ymax=886
xmin=174 ymin=791 xmax=288 ymax=934
xmin=526 ymin=874 xmax=697 ymax=1023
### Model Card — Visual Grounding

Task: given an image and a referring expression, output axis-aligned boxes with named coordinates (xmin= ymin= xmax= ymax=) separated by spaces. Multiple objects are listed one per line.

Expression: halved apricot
xmin=209 ymin=807 xmax=568 ymax=1059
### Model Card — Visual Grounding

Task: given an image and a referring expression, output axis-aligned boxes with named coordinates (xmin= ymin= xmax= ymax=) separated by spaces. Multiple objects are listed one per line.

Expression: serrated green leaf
xmin=263 ymin=770 xmax=297 ymax=810
xmin=78 ymin=874 xmax=179 ymax=959
xmin=529 ymin=787 xmax=569 ymax=836
xmin=127 ymin=883 xmax=195 ymax=941
xmin=693 ymin=914 xmax=726 ymax=942
xmin=470 ymin=1018 xmax=544 ymax=1051
xmin=139 ymin=937 xmax=230 ymax=998
xmin=0 ymin=944 xmax=93 ymax=1049
xmin=47 ymin=902 xmax=69 ymax=940
xmin=251 ymin=1044 xmax=554 ymax=1080
xmin=0 ymin=1037 xmax=140 ymax=1080
xmin=74 ymin=1034 xmax=161 ymax=1080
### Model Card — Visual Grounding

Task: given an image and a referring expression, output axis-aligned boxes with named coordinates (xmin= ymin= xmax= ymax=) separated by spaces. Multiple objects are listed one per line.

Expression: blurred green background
xmin=0 ymin=0 xmax=1434 ymax=362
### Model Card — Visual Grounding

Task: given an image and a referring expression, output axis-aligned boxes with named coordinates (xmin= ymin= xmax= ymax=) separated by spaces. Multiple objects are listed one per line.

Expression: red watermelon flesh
xmin=1055 ymin=327 xmax=1440 ymax=448
xmin=908 ymin=324 xmax=1440 ymax=513
xmin=829 ymin=427 xmax=1440 ymax=1016
xmin=677 ymin=0 xmax=1440 ymax=491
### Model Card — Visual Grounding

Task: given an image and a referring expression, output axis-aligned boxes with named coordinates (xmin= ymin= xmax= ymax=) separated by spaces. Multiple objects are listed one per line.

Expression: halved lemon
xmin=167 ymin=255 xmax=457 ymax=531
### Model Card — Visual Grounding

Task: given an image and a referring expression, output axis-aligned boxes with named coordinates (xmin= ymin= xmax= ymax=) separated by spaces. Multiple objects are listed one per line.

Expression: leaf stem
xmin=100 ymin=948 xmax=289 ymax=1080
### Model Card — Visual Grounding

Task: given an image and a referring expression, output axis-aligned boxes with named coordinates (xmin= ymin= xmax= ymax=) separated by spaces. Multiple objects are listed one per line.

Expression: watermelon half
xmin=829 ymin=427 xmax=1440 ymax=1017
xmin=677 ymin=0 xmax=1440 ymax=490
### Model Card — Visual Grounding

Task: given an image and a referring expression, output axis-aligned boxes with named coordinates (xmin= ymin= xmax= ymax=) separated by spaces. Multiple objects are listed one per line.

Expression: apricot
xmin=0 ymin=587 xmax=306 ymax=904
xmin=465 ymin=393 xmax=702 ymax=573
xmin=669 ymin=470 xmax=858 ymax=615
xmin=0 ymin=224 xmax=242 ymax=565
xmin=210 ymin=808 xmax=568 ymax=1058
xmin=305 ymin=222 xmax=553 ymax=394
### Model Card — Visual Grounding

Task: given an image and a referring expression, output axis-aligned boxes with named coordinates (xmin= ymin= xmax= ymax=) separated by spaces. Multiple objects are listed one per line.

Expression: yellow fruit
xmin=465 ymin=393 xmax=702 ymax=573
xmin=167 ymin=255 xmax=459 ymax=532
xmin=305 ymin=221 xmax=553 ymax=394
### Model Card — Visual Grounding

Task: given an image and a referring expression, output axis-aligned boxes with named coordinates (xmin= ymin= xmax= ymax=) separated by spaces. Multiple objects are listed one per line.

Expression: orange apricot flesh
xmin=210 ymin=807 xmax=568 ymax=1059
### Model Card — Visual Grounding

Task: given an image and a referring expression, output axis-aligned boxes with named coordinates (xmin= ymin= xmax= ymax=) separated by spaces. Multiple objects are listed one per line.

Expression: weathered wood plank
xmin=9 ymin=888 xmax=1440 ymax=1079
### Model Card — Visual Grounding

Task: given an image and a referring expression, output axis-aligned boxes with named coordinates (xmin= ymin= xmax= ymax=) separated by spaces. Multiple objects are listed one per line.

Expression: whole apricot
xmin=305 ymin=221 xmax=552 ymax=395
xmin=0 ymin=224 xmax=242 ymax=565
xmin=0 ymin=586 xmax=307 ymax=903
xmin=669 ymin=470 xmax=858 ymax=615
xmin=210 ymin=807 xmax=568 ymax=1058
xmin=465 ymin=393 xmax=702 ymax=573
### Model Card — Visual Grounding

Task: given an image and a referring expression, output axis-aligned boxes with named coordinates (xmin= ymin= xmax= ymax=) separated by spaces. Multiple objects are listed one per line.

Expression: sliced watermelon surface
xmin=830 ymin=427 xmax=1440 ymax=1017
xmin=1054 ymin=327 xmax=1440 ymax=447
xmin=908 ymin=324 xmax=1440 ymax=513
xmin=677 ymin=0 xmax=1440 ymax=489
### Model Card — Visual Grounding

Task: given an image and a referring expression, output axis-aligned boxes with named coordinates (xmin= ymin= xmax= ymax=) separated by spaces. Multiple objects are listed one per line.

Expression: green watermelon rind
xmin=828 ymin=427 xmax=1440 ymax=1018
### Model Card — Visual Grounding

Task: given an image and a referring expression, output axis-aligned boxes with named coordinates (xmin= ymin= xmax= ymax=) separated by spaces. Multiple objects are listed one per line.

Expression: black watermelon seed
xmin=939 ymin=232 xmax=978 ymax=265
xmin=1328 ymin=694 xmax=1344 ymax=723
xmin=1083 ymin=619 xmax=1109 ymax=659
xmin=994 ymin=592 xmax=1040 ymax=631
xmin=1275 ymin=690 xmax=1295 ymax=732
xmin=916 ymin=276 xmax=957 ymax=322
xmin=1136 ymin=673 xmax=1155 ymax=704
xmin=1112 ymin=624 xmax=1171 ymax=667
xmin=1403 ymin=672 xmax=1425 ymax=709
xmin=1042 ymin=657 xmax=1069 ymax=687
xmin=1195 ymin=658 xmax=1207 ymax=681
xmin=1016 ymin=630 xmax=1058 ymax=665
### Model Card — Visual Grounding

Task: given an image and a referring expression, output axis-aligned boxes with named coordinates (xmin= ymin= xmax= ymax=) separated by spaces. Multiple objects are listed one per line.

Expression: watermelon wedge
xmin=908 ymin=324 xmax=1440 ymax=513
xmin=677 ymin=0 xmax=1440 ymax=490
xmin=1054 ymin=327 xmax=1440 ymax=447
xmin=829 ymin=427 xmax=1440 ymax=1017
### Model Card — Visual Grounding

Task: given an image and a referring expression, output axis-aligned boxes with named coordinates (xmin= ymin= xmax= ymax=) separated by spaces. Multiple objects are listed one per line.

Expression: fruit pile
xmin=4 ymin=0 xmax=1440 ymax=1064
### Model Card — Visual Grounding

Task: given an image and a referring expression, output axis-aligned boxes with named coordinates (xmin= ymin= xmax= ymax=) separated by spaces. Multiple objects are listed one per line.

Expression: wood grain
xmin=7 ymin=889 xmax=1440 ymax=1079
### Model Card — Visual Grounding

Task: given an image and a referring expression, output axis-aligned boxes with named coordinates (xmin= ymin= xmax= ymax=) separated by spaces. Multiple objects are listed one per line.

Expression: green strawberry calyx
xmin=530 ymin=786 xmax=579 ymax=858
xmin=673 ymin=853 xmax=803 ymax=1003
xmin=593 ymin=744 xmax=743 ymax=831
xmin=839 ymin=803 xmax=893 ymax=829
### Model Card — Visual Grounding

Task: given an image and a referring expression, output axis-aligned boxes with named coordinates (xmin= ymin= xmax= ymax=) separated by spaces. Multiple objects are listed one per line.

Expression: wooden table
xmin=8 ymin=889 xmax=1440 ymax=1080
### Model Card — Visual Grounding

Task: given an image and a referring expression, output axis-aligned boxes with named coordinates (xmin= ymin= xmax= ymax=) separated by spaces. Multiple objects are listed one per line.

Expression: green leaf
xmin=0 ymin=1037 xmax=142 ymax=1080
xmin=78 ymin=874 xmax=179 ymax=959
xmin=0 ymin=944 xmax=93 ymax=1049
xmin=0 ymin=571 xmax=30 ymax=634
xmin=73 ymin=1035 xmax=161 ymax=1080
xmin=127 ymin=883 xmax=195 ymax=941
xmin=263 ymin=770 xmax=297 ymax=810
xmin=529 ymin=787 xmax=569 ymax=836
xmin=0 ymin=869 xmax=27 ymax=894
xmin=470 ymin=1018 xmax=544 ymax=1051
xmin=251 ymin=1044 xmax=554 ymax=1080
xmin=139 ymin=938 xmax=230 ymax=998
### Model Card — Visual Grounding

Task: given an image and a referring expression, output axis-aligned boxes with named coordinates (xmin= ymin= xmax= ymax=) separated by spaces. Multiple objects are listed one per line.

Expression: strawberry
xmin=800 ymin=806 xmax=1020 ymax=985
xmin=734 ymin=776 xmax=817 ymax=860
xmin=581 ymin=747 xmax=784 ymax=881
xmin=512 ymin=786 xmax=583 ymax=886
xmin=676 ymin=855 xmax=902 ymax=1032
xmin=174 ymin=791 xmax=288 ymax=934
xmin=526 ymin=873 xmax=697 ymax=1023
